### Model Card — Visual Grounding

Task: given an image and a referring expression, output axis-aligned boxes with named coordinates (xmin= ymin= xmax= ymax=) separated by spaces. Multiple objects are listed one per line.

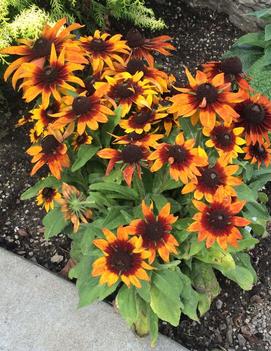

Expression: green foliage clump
xmin=227 ymin=8 xmax=271 ymax=98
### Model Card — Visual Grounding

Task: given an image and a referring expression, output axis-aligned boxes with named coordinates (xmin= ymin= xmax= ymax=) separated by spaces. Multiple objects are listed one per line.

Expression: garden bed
xmin=0 ymin=1 xmax=270 ymax=351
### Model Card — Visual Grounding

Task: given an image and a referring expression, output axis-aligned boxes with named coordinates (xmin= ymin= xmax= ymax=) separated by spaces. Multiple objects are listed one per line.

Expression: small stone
xmin=50 ymin=254 xmax=63 ymax=264
xmin=216 ymin=299 xmax=223 ymax=309
xmin=237 ymin=333 xmax=246 ymax=346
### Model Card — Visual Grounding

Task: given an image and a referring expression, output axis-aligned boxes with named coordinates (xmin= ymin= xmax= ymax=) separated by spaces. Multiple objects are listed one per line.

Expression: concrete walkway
xmin=0 ymin=249 xmax=187 ymax=351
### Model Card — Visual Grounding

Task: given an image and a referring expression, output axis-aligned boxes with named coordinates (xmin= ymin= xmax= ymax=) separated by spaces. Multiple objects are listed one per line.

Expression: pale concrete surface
xmin=0 ymin=249 xmax=188 ymax=351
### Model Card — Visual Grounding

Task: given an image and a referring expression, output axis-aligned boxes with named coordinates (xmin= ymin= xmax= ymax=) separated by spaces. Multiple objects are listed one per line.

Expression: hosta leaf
xmin=43 ymin=207 xmax=67 ymax=239
xmin=20 ymin=176 xmax=60 ymax=200
xmin=71 ymin=144 xmax=99 ymax=172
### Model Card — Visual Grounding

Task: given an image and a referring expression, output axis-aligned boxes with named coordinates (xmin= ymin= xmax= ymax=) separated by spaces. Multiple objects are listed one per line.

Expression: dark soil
xmin=0 ymin=1 xmax=270 ymax=351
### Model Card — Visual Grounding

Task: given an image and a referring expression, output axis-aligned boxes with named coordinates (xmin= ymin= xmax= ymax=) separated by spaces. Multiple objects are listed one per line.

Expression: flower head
xmin=92 ymin=226 xmax=153 ymax=288
xmin=149 ymin=132 xmax=208 ymax=183
xmin=57 ymin=183 xmax=92 ymax=232
xmin=36 ymin=186 xmax=61 ymax=212
xmin=188 ymin=187 xmax=250 ymax=250
xmin=128 ymin=201 xmax=178 ymax=263
xmin=169 ymin=68 xmax=245 ymax=129
xmin=235 ymin=94 xmax=271 ymax=144
xmin=71 ymin=132 xmax=93 ymax=151
xmin=31 ymin=101 xmax=61 ymax=135
xmin=244 ymin=141 xmax=271 ymax=168
xmin=182 ymin=160 xmax=242 ymax=202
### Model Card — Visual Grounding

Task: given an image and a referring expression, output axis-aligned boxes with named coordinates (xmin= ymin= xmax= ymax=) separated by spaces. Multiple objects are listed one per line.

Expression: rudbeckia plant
xmin=3 ymin=19 xmax=271 ymax=346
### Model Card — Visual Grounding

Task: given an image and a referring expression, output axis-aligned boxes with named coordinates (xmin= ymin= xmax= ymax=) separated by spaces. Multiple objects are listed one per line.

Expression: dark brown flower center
xmin=127 ymin=131 xmax=145 ymax=142
xmin=107 ymin=241 xmax=140 ymax=275
xmin=72 ymin=96 xmax=91 ymax=115
xmin=43 ymin=102 xmax=60 ymax=123
xmin=41 ymin=135 xmax=61 ymax=154
xmin=220 ymin=57 xmax=243 ymax=75
xmin=196 ymin=83 xmax=218 ymax=104
xmin=144 ymin=220 xmax=165 ymax=242
xmin=114 ymin=82 xmax=134 ymax=99
xmin=126 ymin=59 xmax=146 ymax=75
xmin=133 ymin=109 xmax=152 ymax=125
xmin=83 ymin=77 xmax=96 ymax=96
xmin=126 ymin=29 xmax=145 ymax=48
xmin=32 ymin=37 xmax=52 ymax=58
xmin=212 ymin=126 xmax=234 ymax=149
xmin=121 ymin=144 xmax=143 ymax=163
xmin=89 ymin=38 xmax=107 ymax=52
xmin=168 ymin=145 xmax=188 ymax=163
xmin=76 ymin=134 xmax=88 ymax=145
xmin=203 ymin=207 xmax=232 ymax=235
xmin=242 ymin=103 xmax=265 ymax=125
xmin=41 ymin=66 xmax=60 ymax=84
xmin=198 ymin=167 xmax=222 ymax=190
xmin=249 ymin=142 xmax=267 ymax=161
xmin=41 ymin=187 xmax=55 ymax=199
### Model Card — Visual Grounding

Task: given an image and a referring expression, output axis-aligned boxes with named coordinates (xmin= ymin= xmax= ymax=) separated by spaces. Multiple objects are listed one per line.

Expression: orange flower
xmin=71 ymin=132 xmax=93 ymax=151
xmin=203 ymin=125 xmax=245 ymax=162
xmin=201 ymin=57 xmax=251 ymax=91
xmin=92 ymin=226 xmax=153 ymax=288
xmin=169 ymin=68 xmax=245 ymax=129
xmin=31 ymin=101 xmax=61 ymax=135
xmin=27 ymin=133 xmax=70 ymax=179
xmin=126 ymin=29 xmax=175 ymax=66
xmin=128 ymin=201 xmax=178 ymax=263
xmin=36 ymin=187 xmax=61 ymax=212
xmin=235 ymin=94 xmax=271 ymax=145
xmin=57 ymin=183 xmax=92 ymax=232
xmin=188 ymin=187 xmax=250 ymax=250
xmin=18 ymin=44 xmax=85 ymax=108
xmin=244 ymin=141 xmax=271 ymax=168
xmin=182 ymin=160 xmax=242 ymax=202
xmin=97 ymin=145 xmax=149 ymax=187
xmin=80 ymin=30 xmax=130 ymax=72
xmin=51 ymin=93 xmax=114 ymax=135
xmin=148 ymin=132 xmax=208 ymax=184
xmin=2 ymin=18 xmax=86 ymax=87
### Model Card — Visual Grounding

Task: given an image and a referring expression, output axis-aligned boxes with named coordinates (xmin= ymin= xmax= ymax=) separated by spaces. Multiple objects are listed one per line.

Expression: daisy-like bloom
xmin=18 ymin=44 xmax=85 ymax=108
xmin=31 ymin=101 xmax=61 ymax=135
xmin=188 ymin=187 xmax=250 ymax=250
xmin=104 ymin=58 xmax=170 ymax=93
xmin=80 ymin=30 xmax=130 ymax=72
xmin=113 ymin=131 xmax=164 ymax=149
xmin=234 ymin=94 xmax=271 ymax=144
xmin=126 ymin=28 xmax=175 ymax=67
xmin=148 ymin=132 xmax=208 ymax=184
xmin=92 ymin=226 xmax=153 ymax=288
xmin=29 ymin=128 xmax=40 ymax=144
xmin=71 ymin=132 xmax=93 ymax=151
xmin=57 ymin=183 xmax=92 ymax=232
xmin=36 ymin=186 xmax=61 ymax=212
xmin=95 ymin=71 xmax=157 ymax=117
xmin=203 ymin=125 xmax=245 ymax=162
xmin=26 ymin=133 xmax=70 ymax=179
xmin=182 ymin=160 xmax=242 ymax=202
xmin=244 ymin=141 xmax=271 ymax=168
xmin=119 ymin=106 xmax=168 ymax=134
xmin=2 ymin=18 xmax=86 ymax=87
xmin=16 ymin=112 xmax=33 ymax=127
xmin=201 ymin=57 xmax=251 ymax=91
xmin=128 ymin=201 xmax=178 ymax=263
xmin=97 ymin=144 xmax=149 ymax=187
xmin=169 ymin=68 xmax=246 ymax=129
xmin=51 ymin=93 xmax=114 ymax=135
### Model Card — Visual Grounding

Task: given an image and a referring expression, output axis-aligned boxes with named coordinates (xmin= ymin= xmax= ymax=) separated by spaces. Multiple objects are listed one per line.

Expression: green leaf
xmin=116 ymin=285 xmax=138 ymax=326
xmin=235 ymin=184 xmax=257 ymax=202
xmin=234 ymin=32 xmax=266 ymax=48
xmin=148 ymin=306 xmax=159 ymax=347
xmin=89 ymin=182 xmax=138 ymax=200
xmin=79 ymin=223 xmax=102 ymax=255
xmin=71 ymin=144 xmax=99 ymax=172
xmin=179 ymin=271 xmax=199 ymax=321
xmin=102 ymin=207 xmax=130 ymax=229
xmin=137 ymin=280 xmax=151 ymax=302
xmin=101 ymin=107 xmax=122 ymax=146
xmin=224 ymin=46 xmax=263 ymax=72
xmin=249 ymin=8 xmax=271 ymax=20
xmin=196 ymin=246 xmax=236 ymax=269
xmin=42 ymin=207 xmax=67 ymax=239
xmin=150 ymin=269 xmax=183 ymax=326
xmin=20 ymin=176 xmax=60 ymax=200
xmin=265 ymin=23 xmax=271 ymax=41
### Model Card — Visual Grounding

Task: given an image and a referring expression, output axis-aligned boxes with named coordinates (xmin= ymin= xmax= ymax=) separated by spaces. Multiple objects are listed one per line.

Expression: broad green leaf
xmin=43 ymin=207 xmax=67 ymax=239
xmin=235 ymin=184 xmax=257 ymax=202
xmin=179 ymin=271 xmax=199 ymax=321
xmin=196 ymin=247 xmax=236 ymax=269
xmin=224 ymin=46 xmax=263 ymax=72
xmin=89 ymin=182 xmax=138 ymax=200
xmin=71 ymin=144 xmax=99 ymax=172
xmin=101 ymin=107 xmax=122 ymax=146
xmin=80 ymin=223 xmax=102 ymax=255
xmin=265 ymin=23 xmax=271 ymax=41
xmin=217 ymin=265 xmax=254 ymax=291
xmin=150 ymin=270 xmax=183 ymax=326
xmin=148 ymin=307 xmax=159 ymax=347
xmin=136 ymin=280 xmax=151 ymax=303
xmin=116 ymin=285 xmax=138 ymax=326
xmin=102 ymin=207 xmax=130 ymax=229
xmin=249 ymin=8 xmax=271 ymax=20
xmin=234 ymin=32 xmax=266 ymax=48
xmin=20 ymin=176 xmax=60 ymax=200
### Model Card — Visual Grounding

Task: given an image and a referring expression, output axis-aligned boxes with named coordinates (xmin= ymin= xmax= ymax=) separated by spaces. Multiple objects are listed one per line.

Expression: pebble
xmin=50 ymin=254 xmax=64 ymax=264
